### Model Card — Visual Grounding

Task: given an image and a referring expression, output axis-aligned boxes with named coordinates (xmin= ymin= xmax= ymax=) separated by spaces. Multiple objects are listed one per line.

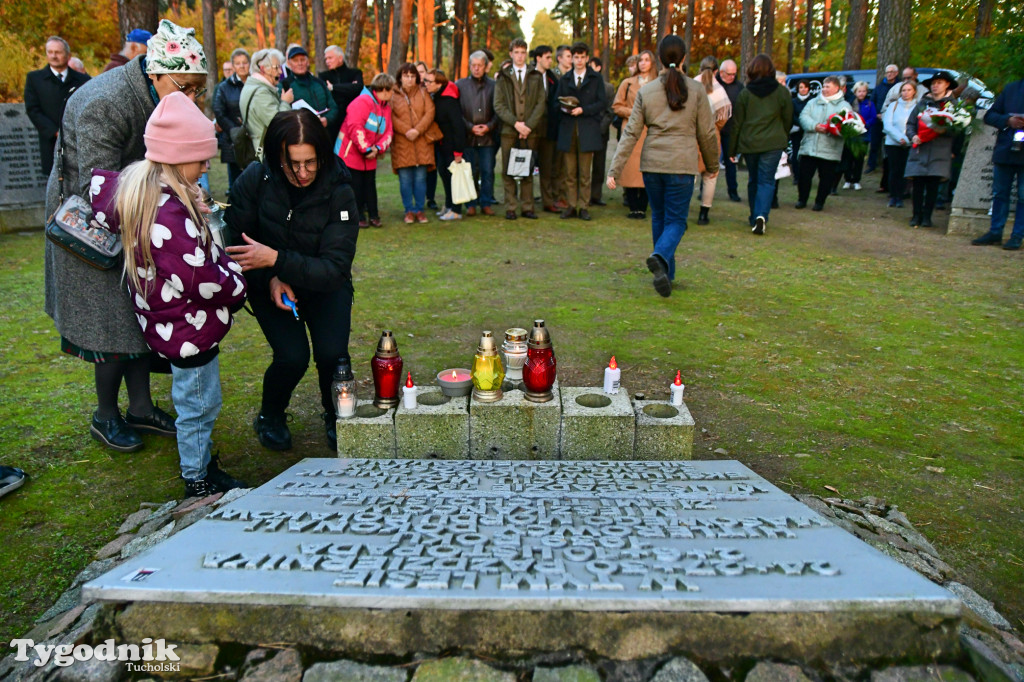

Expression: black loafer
xmin=206 ymin=454 xmax=247 ymax=492
xmin=254 ymin=413 xmax=292 ymax=451
xmin=91 ymin=413 xmax=143 ymax=453
xmin=125 ymin=405 xmax=177 ymax=436
xmin=579 ymin=209 xmax=592 ymax=221
xmin=646 ymin=254 xmax=672 ymax=298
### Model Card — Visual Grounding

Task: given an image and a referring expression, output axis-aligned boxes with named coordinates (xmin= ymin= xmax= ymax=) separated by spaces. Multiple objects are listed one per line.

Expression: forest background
xmin=0 ymin=0 xmax=1021 ymax=106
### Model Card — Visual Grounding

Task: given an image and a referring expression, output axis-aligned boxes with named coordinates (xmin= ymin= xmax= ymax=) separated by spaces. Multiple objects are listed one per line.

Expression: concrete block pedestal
xmin=559 ymin=387 xmax=635 ymax=460
xmin=335 ymin=401 xmax=395 ymax=458
xmin=633 ymin=400 xmax=694 ymax=460
xmin=395 ymin=388 xmax=469 ymax=459
xmin=469 ymin=382 xmax=561 ymax=459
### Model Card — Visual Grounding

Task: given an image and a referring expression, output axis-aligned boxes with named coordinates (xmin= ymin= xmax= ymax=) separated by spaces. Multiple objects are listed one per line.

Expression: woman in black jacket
xmin=425 ymin=68 xmax=468 ymax=220
xmin=226 ymin=110 xmax=360 ymax=451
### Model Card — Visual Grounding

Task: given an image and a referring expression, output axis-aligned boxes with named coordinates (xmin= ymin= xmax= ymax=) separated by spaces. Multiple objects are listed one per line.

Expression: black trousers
xmin=798 ymin=156 xmax=839 ymax=207
xmin=426 ymin=167 xmax=438 ymax=204
xmin=349 ymin=168 xmax=379 ymax=220
xmin=249 ymin=283 xmax=353 ymax=417
xmin=591 ymin=133 xmax=609 ymax=202
xmin=886 ymin=146 xmax=910 ymax=200
xmin=625 ymin=187 xmax=648 ymax=213
xmin=912 ymin=176 xmax=941 ymax=218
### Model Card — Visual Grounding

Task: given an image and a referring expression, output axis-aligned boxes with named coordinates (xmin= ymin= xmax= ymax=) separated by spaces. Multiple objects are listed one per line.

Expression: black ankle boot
xmin=909 ymin=214 xmax=922 ymax=227
xmin=324 ymin=412 xmax=338 ymax=451
xmin=254 ymin=413 xmax=292 ymax=451
xmin=921 ymin=211 xmax=934 ymax=228
xmin=697 ymin=206 xmax=710 ymax=225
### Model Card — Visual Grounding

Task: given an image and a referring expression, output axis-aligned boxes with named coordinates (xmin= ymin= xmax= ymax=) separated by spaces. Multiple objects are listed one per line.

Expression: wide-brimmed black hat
xmin=922 ymin=71 xmax=958 ymax=90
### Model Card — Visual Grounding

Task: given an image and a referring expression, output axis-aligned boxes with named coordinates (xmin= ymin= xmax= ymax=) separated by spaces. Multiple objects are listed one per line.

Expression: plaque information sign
xmin=84 ymin=459 xmax=956 ymax=614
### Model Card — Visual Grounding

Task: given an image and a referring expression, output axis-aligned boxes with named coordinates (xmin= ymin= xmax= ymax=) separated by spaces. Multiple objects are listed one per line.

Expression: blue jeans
xmin=643 ymin=172 xmax=695 ymax=281
xmin=171 ymin=356 xmax=221 ymax=481
xmin=988 ymin=163 xmax=1024 ymax=240
xmin=397 ymin=165 xmax=428 ymax=212
xmin=744 ymin=150 xmax=783 ymax=225
xmin=463 ymin=145 xmax=497 ymax=208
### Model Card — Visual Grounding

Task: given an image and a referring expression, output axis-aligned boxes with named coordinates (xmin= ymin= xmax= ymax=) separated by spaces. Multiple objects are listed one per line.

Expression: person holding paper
xmin=281 ymin=46 xmax=338 ymax=131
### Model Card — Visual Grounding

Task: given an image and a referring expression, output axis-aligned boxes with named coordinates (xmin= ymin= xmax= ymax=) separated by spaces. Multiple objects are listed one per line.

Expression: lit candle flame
xmin=674 ymin=370 xmax=682 ymax=386
xmin=451 ymin=370 xmax=458 ymax=380
xmin=406 ymin=371 xmax=414 ymax=388
xmin=609 ymin=356 xmax=617 ymax=370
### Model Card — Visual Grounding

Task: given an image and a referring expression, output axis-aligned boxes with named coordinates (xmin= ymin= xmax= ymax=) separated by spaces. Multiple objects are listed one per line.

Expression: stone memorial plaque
xmin=949 ymin=116 xmax=1016 ymax=234
xmin=85 ymin=459 xmax=955 ymax=614
xmin=0 ymin=104 xmax=48 ymax=206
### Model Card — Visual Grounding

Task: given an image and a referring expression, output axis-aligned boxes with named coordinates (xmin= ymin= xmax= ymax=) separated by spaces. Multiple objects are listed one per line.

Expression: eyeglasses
xmin=423 ymin=78 xmax=436 ymax=84
xmin=287 ymin=159 xmax=319 ymax=174
xmin=166 ymin=73 xmax=207 ymax=99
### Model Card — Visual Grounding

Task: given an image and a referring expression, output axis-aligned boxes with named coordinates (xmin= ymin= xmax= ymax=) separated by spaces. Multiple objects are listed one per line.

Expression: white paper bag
xmin=449 ymin=159 xmax=477 ymax=205
xmin=506 ymin=146 xmax=534 ymax=178
xmin=775 ymin=151 xmax=792 ymax=180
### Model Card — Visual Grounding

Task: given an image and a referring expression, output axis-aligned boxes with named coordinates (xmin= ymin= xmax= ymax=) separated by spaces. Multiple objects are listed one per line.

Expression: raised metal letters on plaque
xmin=84 ymin=459 xmax=955 ymax=613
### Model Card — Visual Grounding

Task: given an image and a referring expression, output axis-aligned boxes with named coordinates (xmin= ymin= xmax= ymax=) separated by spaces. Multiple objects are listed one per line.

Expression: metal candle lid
xmin=477 ymin=330 xmax=498 ymax=356
xmin=334 ymin=357 xmax=353 ymax=380
xmin=504 ymin=327 xmax=528 ymax=343
xmin=375 ymin=330 xmax=400 ymax=358
xmin=527 ymin=319 xmax=551 ymax=350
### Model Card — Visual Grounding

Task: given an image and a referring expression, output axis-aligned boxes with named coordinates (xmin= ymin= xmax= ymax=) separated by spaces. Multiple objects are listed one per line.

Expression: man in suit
xmin=24 ymin=36 xmax=90 ymax=176
xmin=320 ymin=45 xmax=364 ymax=144
xmin=555 ymin=42 xmax=607 ymax=221
xmin=494 ymin=38 xmax=546 ymax=220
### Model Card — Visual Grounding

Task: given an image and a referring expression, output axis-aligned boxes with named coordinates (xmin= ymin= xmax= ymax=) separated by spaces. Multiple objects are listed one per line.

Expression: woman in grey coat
xmin=44 ymin=20 xmax=209 ymax=453
xmin=905 ymin=71 xmax=958 ymax=227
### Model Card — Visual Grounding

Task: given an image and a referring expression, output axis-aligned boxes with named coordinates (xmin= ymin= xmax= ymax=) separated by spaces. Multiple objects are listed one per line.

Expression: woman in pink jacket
xmin=91 ymin=92 xmax=248 ymax=498
xmin=337 ymin=73 xmax=395 ymax=227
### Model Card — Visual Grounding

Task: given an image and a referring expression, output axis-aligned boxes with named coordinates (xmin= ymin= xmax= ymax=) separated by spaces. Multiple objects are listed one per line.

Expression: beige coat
xmin=609 ymin=72 xmax=718 ymax=179
xmin=391 ymin=85 xmax=436 ymax=171
xmin=612 ymin=76 xmax=651 ymax=188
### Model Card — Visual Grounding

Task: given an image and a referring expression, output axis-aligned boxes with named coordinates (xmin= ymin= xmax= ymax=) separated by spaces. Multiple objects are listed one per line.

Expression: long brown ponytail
xmin=658 ymin=35 xmax=688 ymax=111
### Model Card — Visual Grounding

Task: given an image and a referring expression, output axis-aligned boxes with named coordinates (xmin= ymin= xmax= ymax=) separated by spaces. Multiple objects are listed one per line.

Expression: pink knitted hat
xmin=144 ymin=91 xmax=217 ymax=164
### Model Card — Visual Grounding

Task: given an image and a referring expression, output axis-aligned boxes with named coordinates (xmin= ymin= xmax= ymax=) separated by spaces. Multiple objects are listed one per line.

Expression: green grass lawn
xmin=1 ymin=159 xmax=1022 ymax=644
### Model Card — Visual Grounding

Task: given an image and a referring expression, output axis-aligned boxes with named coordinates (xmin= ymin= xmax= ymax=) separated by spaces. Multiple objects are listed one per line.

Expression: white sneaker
xmin=842 ymin=182 xmax=852 ymax=190
xmin=853 ymin=183 xmax=862 ymax=191
xmin=439 ymin=209 xmax=462 ymax=221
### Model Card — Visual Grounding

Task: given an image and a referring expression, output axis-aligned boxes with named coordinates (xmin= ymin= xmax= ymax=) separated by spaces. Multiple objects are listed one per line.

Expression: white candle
xmin=670 ymin=370 xmax=684 ymax=406
xmin=603 ymin=356 xmax=620 ymax=394
xmin=403 ymin=372 xmax=418 ymax=409
xmin=337 ymin=389 xmax=357 ymax=418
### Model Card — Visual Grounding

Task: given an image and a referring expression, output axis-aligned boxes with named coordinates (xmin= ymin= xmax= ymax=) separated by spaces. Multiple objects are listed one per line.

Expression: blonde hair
xmin=115 ymin=159 xmax=209 ymax=297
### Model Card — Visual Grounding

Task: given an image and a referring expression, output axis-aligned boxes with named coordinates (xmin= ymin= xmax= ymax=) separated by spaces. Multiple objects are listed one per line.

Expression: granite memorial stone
xmin=0 ymin=103 xmax=48 ymax=231
xmin=949 ymin=117 xmax=1017 ymax=236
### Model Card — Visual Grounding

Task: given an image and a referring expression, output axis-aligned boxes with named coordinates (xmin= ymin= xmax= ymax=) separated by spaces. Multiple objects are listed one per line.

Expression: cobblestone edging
xmin=2 ymin=492 xmax=1022 ymax=682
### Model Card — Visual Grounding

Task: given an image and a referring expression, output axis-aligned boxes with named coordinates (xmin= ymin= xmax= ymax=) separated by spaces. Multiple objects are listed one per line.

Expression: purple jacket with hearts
xmin=90 ymin=169 xmax=247 ymax=365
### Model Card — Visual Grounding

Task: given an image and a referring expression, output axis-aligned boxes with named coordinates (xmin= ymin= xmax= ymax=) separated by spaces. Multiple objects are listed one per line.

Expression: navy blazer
xmin=555 ymin=67 xmax=608 ymax=154
xmin=984 ymin=79 xmax=1024 ymax=166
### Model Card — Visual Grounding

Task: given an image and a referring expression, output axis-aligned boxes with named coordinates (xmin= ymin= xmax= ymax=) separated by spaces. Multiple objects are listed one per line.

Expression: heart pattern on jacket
xmin=136 ymin=314 xmax=148 ymax=331
xmin=227 ymin=260 xmax=243 ymax=274
xmin=161 ymin=275 xmax=184 ymax=302
xmin=183 ymin=247 xmax=206 ymax=267
xmin=184 ymin=218 xmax=198 ymax=238
xmin=180 ymin=342 xmax=200 ymax=358
xmin=198 ymin=282 xmax=222 ymax=299
xmin=231 ymin=276 xmax=244 ymax=297
xmin=155 ymin=322 xmax=173 ymax=341
xmin=216 ymin=307 xmax=230 ymax=325
xmin=137 ymin=265 xmax=155 ymax=281
xmin=135 ymin=293 xmax=150 ymax=311
xmin=152 ymin=223 xmax=173 ymax=248
xmin=185 ymin=310 xmax=207 ymax=331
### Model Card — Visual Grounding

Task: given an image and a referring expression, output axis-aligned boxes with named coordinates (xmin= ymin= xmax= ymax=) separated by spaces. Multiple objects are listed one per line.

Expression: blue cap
xmin=126 ymin=29 xmax=153 ymax=44
xmin=287 ymin=45 xmax=309 ymax=59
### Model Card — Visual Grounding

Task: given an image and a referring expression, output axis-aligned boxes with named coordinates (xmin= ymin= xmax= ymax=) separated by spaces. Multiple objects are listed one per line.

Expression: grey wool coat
xmin=44 ymin=55 xmax=154 ymax=354
xmin=904 ymin=94 xmax=955 ymax=180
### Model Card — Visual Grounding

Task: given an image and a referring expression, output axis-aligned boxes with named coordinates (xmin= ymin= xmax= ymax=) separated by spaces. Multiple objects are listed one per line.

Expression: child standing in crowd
xmin=91 ymin=92 xmax=248 ymax=498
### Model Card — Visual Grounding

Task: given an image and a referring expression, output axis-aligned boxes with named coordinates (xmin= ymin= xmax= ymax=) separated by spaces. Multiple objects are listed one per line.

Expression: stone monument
xmin=948 ymin=113 xmax=1016 ymax=236
xmin=84 ymin=458 xmax=961 ymax=664
xmin=0 ymin=104 xmax=48 ymax=232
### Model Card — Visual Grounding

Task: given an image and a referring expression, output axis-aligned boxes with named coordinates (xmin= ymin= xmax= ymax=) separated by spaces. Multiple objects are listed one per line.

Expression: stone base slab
xmin=559 ymin=387 xmax=635 ymax=460
xmin=947 ymin=208 xmax=994 ymax=237
xmin=336 ymin=400 xmax=395 ymax=458
xmin=0 ymin=205 xmax=45 ymax=233
xmin=394 ymin=388 xmax=469 ymax=459
xmin=103 ymin=602 xmax=961 ymax=665
xmin=633 ymin=400 xmax=694 ymax=460
xmin=468 ymin=383 xmax=561 ymax=459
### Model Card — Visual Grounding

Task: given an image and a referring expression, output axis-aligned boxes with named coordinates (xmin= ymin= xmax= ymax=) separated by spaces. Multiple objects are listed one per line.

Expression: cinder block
xmin=395 ymin=387 xmax=469 ymax=459
xmin=559 ymin=386 xmax=635 ymax=460
xmin=335 ymin=400 xmax=395 ymax=459
xmin=633 ymin=400 xmax=694 ymax=460
xmin=469 ymin=381 xmax=561 ymax=459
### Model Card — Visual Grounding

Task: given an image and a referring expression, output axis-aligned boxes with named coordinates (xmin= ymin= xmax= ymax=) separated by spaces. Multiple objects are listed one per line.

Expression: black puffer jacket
xmin=225 ymin=157 xmax=359 ymax=294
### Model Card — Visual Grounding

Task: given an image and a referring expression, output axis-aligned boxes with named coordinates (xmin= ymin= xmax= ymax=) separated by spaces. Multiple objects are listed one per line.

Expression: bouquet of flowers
xmin=914 ymin=100 xmax=974 ymax=147
xmin=825 ymin=110 xmax=868 ymax=158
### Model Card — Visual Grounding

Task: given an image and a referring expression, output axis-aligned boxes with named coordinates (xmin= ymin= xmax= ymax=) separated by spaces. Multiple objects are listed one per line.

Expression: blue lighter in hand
xmin=282 ymin=293 xmax=299 ymax=320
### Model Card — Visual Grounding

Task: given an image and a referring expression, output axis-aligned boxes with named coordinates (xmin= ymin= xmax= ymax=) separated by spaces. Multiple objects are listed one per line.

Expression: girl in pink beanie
xmin=90 ymin=91 xmax=248 ymax=498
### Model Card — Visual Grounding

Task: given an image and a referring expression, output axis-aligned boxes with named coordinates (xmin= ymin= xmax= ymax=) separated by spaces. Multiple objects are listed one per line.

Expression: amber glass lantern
xmin=471 ymin=331 xmax=505 ymax=402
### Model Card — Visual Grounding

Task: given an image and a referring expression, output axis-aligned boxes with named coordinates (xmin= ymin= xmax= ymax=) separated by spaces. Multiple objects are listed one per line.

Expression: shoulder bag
xmin=231 ymin=92 xmax=259 ymax=169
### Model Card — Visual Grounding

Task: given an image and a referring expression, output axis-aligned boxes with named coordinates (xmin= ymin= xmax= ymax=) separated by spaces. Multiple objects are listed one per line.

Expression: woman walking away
xmin=882 ymin=80 xmax=918 ymax=208
xmin=906 ymin=71 xmax=958 ymax=228
xmin=92 ymin=92 xmax=248 ymax=497
xmin=607 ymin=35 xmax=718 ymax=297
xmin=612 ymin=49 xmax=657 ymax=219
xmin=796 ymin=76 xmax=851 ymax=212
xmin=338 ymin=74 xmax=394 ymax=227
xmin=226 ymin=110 xmax=360 ymax=451
xmin=240 ymin=49 xmax=293 ymax=160
xmin=695 ymin=56 xmax=732 ymax=225
xmin=424 ymin=68 xmax=468 ymax=221
xmin=727 ymin=54 xmax=792 ymax=235
xmin=391 ymin=63 xmax=436 ymax=224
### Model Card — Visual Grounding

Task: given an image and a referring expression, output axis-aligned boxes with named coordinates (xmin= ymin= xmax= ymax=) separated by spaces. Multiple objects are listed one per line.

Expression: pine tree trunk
xmin=763 ymin=0 xmax=774 ymax=56
xmin=344 ymin=0 xmax=366 ymax=68
xmin=376 ymin=0 xmax=389 ymax=72
xmin=684 ymin=0 xmax=695 ymax=68
xmin=255 ymin=0 xmax=268 ymax=49
xmin=803 ymin=0 xmax=813 ymax=67
xmin=312 ymin=0 xmax=327 ymax=71
xmin=741 ymin=0 xmax=754 ymax=78
xmin=786 ymin=0 xmax=795 ymax=72
xmin=820 ymin=0 xmax=830 ymax=46
xmin=418 ymin=0 xmax=434 ymax=65
xmin=118 ymin=0 xmax=158 ymax=42
xmin=589 ymin=0 xmax=598 ymax=45
xmin=275 ymin=0 xmax=290 ymax=52
xmin=657 ymin=0 xmax=674 ymax=40
xmin=842 ymin=0 xmax=866 ymax=69
xmin=435 ymin=0 xmax=445 ymax=68
xmin=202 ymin=0 xmax=217 ymax=116
xmin=875 ymin=0 xmax=909 ymax=81
xmin=632 ymin=0 xmax=641 ymax=54
xmin=297 ymin=0 xmax=310 ymax=52
xmin=387 ymin=0 xmax=411 ymax=75
xmin=975 ymin=0 xmax=992 ymax=38
xmin=226 ymin=2 xmax=233 ymax=32
xmin=601 ymin=0 xmax=610 ymax=73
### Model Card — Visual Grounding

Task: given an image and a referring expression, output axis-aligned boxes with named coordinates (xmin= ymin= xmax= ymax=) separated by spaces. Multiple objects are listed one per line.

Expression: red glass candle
xmin=523 ymin=319 xmax=556 ymax=403
xmin=371 ymin=330 xmax=403 ymax=408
